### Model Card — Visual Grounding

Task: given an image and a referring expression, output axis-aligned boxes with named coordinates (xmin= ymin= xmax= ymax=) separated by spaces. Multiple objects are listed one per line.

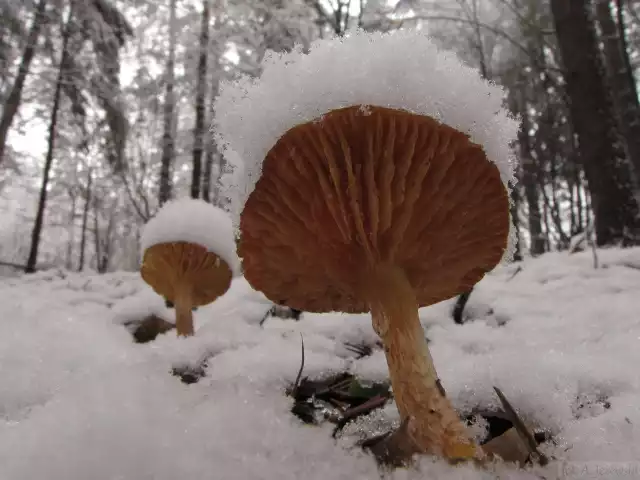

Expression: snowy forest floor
xmin=1 ymin=248 xmax=640 ymax=479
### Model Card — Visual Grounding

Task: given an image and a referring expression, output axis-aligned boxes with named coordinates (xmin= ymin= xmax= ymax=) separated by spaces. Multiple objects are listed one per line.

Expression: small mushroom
xmin=141 ymin=241 xmax=233 ymax=337
xmin=139 ymin=198 xmax=239 ymax=337
xmin=238 ymin=106 xmax=511 ymax=461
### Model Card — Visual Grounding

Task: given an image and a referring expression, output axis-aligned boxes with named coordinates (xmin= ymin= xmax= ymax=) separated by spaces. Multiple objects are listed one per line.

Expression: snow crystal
xmin=214 ymin=28 xmax=520 ymax=264
xmin=140 ymin=197 xmax=240 ymax=275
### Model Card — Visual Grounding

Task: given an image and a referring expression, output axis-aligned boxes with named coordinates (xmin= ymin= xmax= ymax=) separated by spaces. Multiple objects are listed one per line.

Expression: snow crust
xmin=140 ymin=198 xmax=240 ymax=275
xmin=214 ymin=28 xmax=520 ymax=264
xmin=2 ymin=248 xmax=640 ymax=479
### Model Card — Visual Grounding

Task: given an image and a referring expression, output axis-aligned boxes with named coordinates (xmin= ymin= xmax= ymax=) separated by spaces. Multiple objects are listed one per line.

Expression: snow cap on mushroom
xmin=140 ymin=197 xmax=240 ymax=276
xmin=214 ymin=28 xmax=520 ymax=264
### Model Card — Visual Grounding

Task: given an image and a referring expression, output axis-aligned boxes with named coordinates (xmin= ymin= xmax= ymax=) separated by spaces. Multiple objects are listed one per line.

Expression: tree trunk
xmin=25 ymin=7 xmax=73 ymax=274
xmin=93 ymin=205 xmax=111 ymax=274
xmin=101 ymin=215 xmax=114 ymax=273
xmin=202 ymin=77 xmax=220 ymax=203
xmin=158 ymin=0 xmax=178 ymax=206
xmin=0 ymin=0 xmax=48 ymax=165
xmin=542 ymin=199 xmax=552 ymax=250
xmin=566 ymin=152 xmax=580 ymax=235
xmin=65 ymin=190 xmax=77 ymax=270
xmin=595 ymin=0 xmax=640 ymax=178
xmin=569 ymin=136 xmax=586 ymax=233
xmin=202 ymin=147 xmax=215 ymax=202
xmin=508 ymin=80 xmax=544 ymax=257
xmin=78 ymin=168 xmax=93 ymax=272
xmin=93 ymin=201 xmax=102 ymax=272
xmin=509 ymin=185 xmax=523 ymax=261
xmin=518 ymin=106 xmax=545 ymax=256
xmin=190 ymin=0 xmax=210 ymax=199
xmin=576 ymin=169 xmax=585 ymax=231
xmin=550 ymin=0 xmax=640 ymax=246
xmin=568 ymin=175 xmax=577 ymax=234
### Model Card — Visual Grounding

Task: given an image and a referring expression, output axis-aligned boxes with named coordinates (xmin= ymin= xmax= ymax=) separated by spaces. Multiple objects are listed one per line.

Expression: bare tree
xmin=158 ymin=0 xmax=178 ymax=206
xmin=202 ymin=79 xmax=219 ymax=203
xmin=78 ymin=168 xmax=92 ymax=271
xmin=25 ymin=5 xmax=74 ymax=273
xmin=191 ymin=0 xmax=210 ymax=199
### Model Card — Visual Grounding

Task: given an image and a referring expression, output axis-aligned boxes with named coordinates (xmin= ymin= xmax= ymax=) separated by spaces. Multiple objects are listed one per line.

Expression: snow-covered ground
xmin=1 ymin=248 xmax=640 ymax=479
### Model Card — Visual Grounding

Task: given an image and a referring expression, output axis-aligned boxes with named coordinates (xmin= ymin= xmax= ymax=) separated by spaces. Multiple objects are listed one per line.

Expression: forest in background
xmin=0 ymin=0 xmax=639 ymax=274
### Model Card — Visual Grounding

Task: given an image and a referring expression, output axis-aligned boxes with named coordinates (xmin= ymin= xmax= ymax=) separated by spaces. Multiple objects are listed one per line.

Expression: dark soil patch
xmin=288 ymin=372 xmax=392 ymax=435
xmin=171 ymin=362 xmax=207 ymax=384
xmin=123 ymin=314 xmax=175 ymax=343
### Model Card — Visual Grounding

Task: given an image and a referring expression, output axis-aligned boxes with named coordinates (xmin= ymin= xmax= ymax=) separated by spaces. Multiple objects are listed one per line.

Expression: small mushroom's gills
xmin=139 ymin=198 xmax=240 ymax=338
xmin=363 ymin=264 xmax=480 ymax=460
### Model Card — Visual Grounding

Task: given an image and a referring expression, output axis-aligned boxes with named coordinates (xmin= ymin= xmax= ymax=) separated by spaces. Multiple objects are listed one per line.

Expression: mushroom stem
xmin=174 ymin=286 xmax=195 ymax=337
xmin=364 ymin=265 xmax=482 ymax=461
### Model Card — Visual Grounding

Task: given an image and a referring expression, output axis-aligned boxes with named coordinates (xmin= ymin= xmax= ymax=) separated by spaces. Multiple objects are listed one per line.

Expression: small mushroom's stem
xmin=363 ymin=264 xmax=483 ymax=462
xmin=174 ymin=285 xmax=194 ymax=337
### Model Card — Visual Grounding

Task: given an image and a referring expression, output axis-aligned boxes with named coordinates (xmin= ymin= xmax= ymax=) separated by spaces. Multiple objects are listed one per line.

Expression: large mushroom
xmin=237 ymin=105 xmax=509 ymax=459
xmin=139 ymin=198 xmax=239 ymax=337
xmin=214 ymin=30 xmax=518 ymax=462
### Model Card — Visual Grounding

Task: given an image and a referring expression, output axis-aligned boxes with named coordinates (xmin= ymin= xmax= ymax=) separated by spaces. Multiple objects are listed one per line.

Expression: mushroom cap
xmin=140 ymin=198 xmax=241 ymax=277
xmin=238 ymin=105 xmax=511 ymax=313
xmin=141 ymin=241 xmax=233 ymax=307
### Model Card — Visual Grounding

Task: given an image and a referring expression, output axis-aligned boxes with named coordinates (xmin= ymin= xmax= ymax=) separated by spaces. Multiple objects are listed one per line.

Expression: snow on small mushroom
xmin=140 ymin=198 xmax=239 ymax=337
xmin=214 ymin=29 xmax=519 ymax=463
